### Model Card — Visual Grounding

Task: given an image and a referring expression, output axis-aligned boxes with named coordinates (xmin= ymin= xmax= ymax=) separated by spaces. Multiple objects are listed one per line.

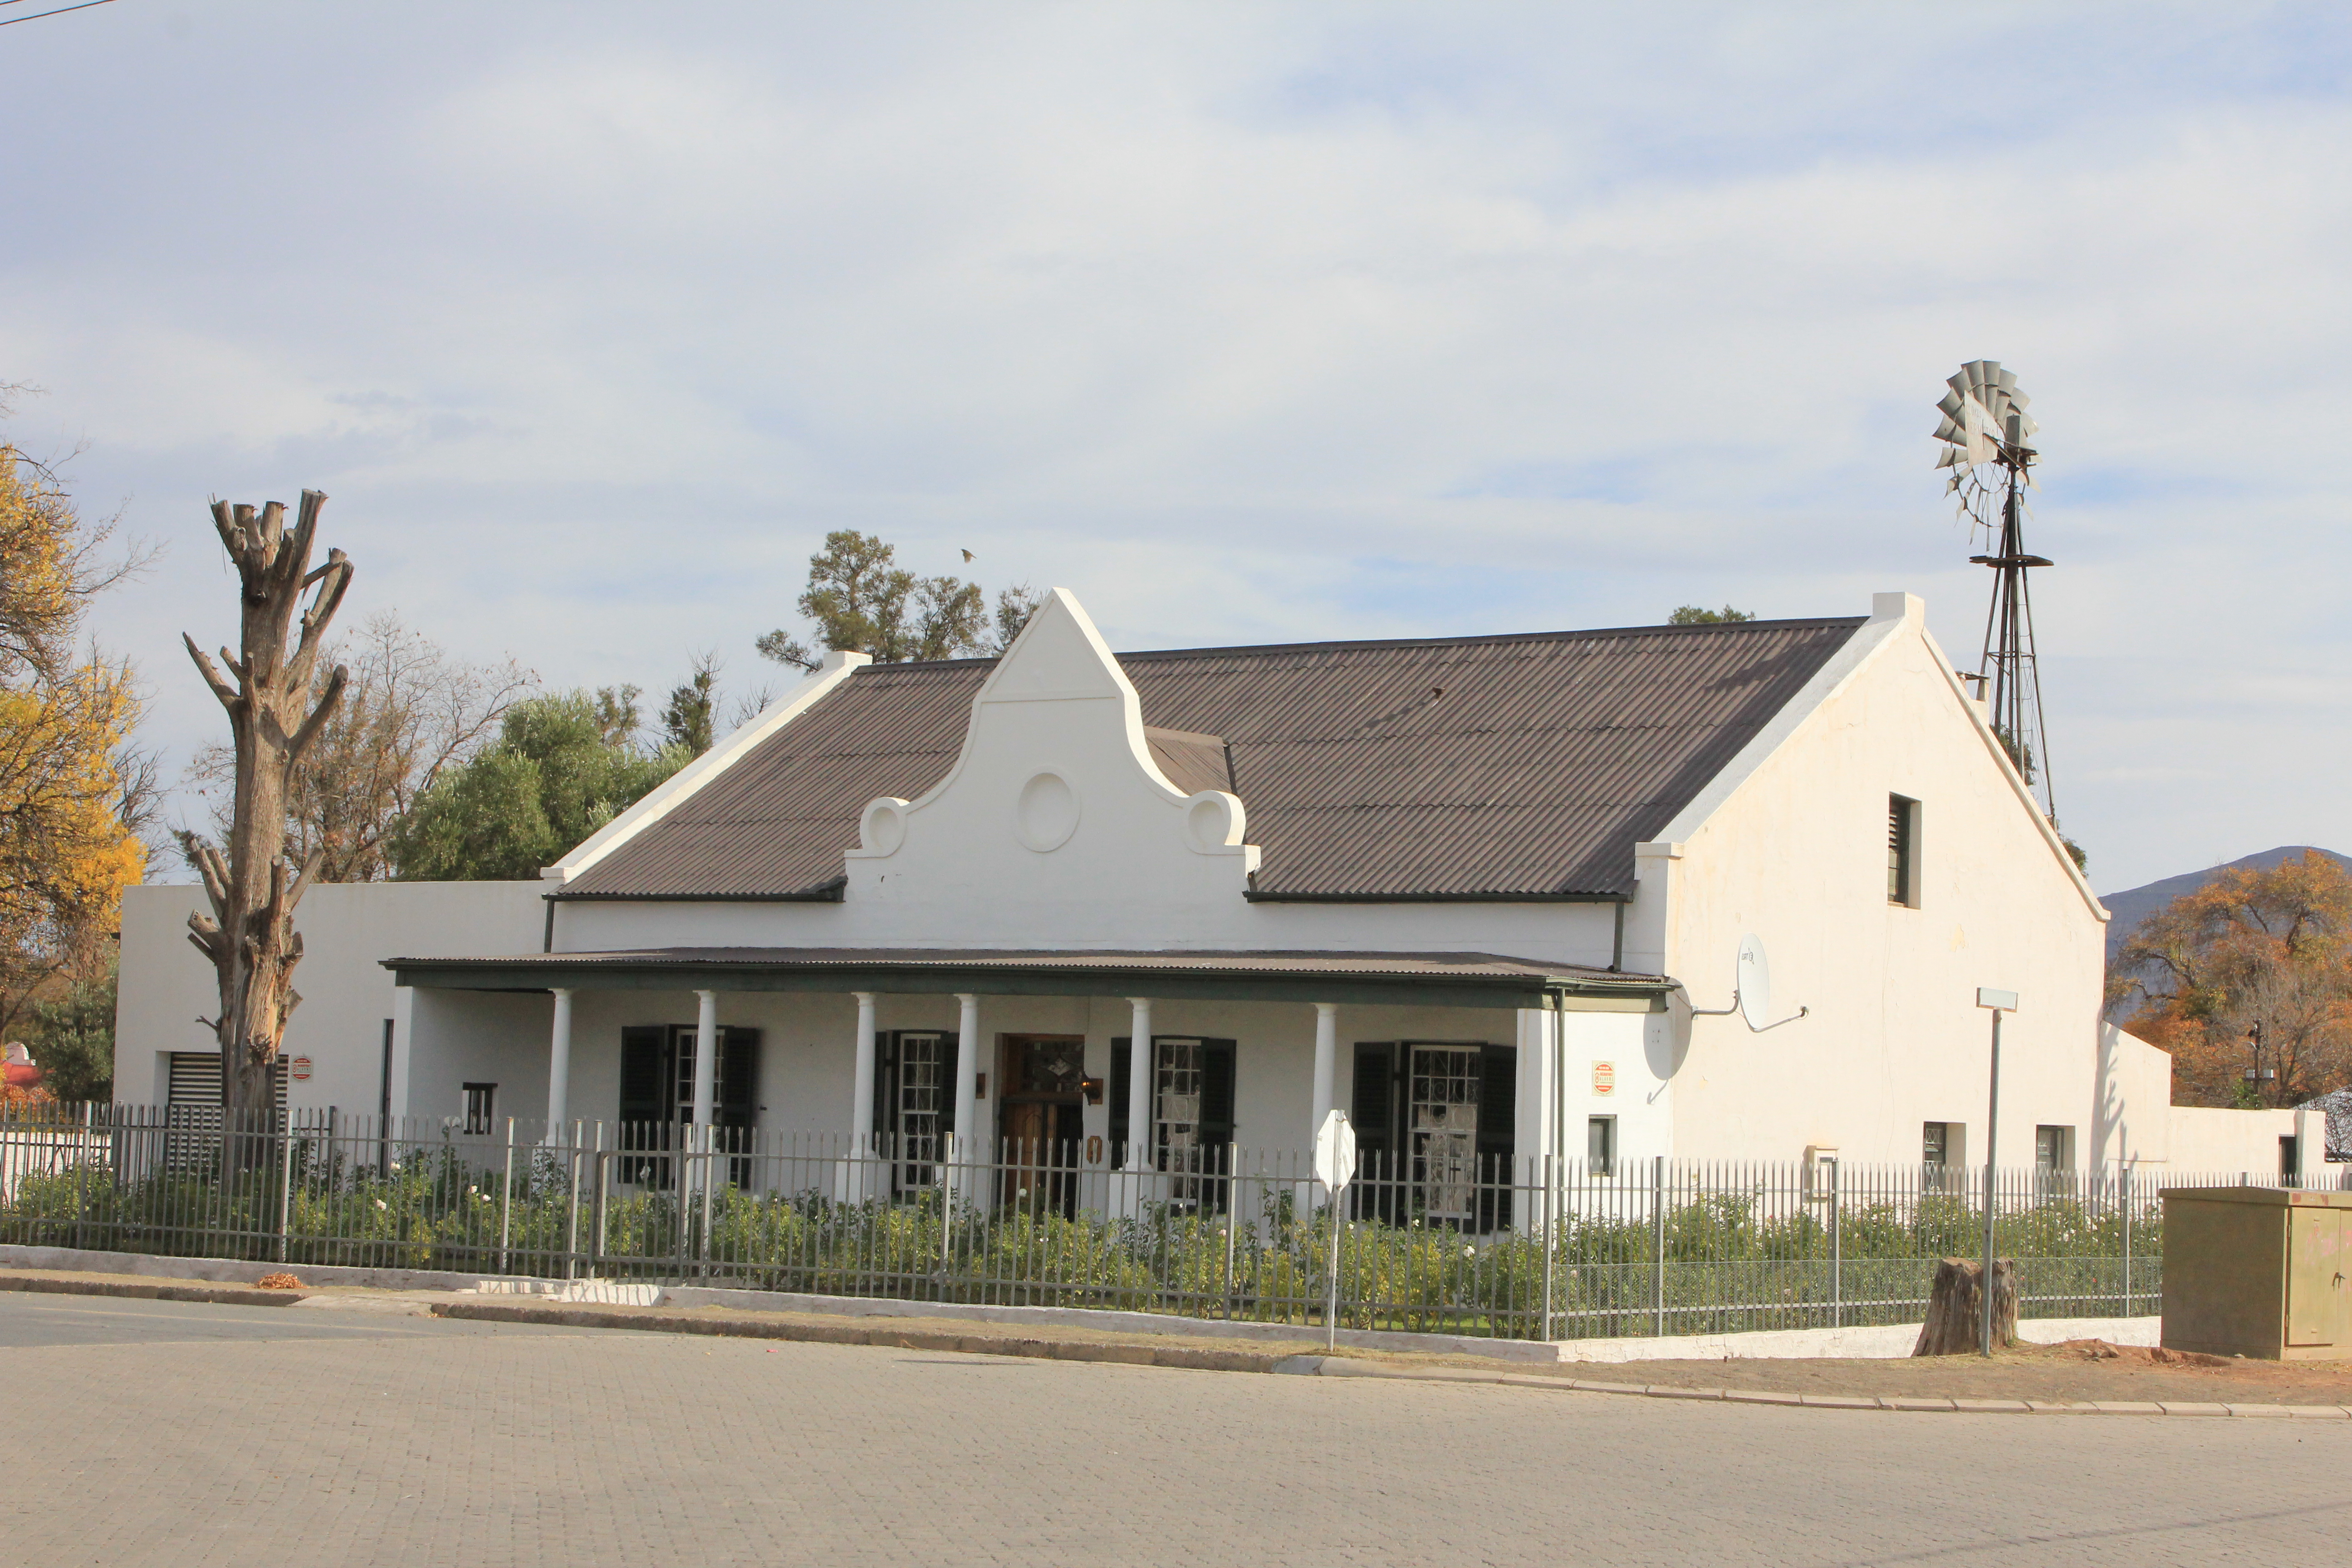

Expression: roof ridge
xmin=848 ymin=614 xmax=1871 ymax=675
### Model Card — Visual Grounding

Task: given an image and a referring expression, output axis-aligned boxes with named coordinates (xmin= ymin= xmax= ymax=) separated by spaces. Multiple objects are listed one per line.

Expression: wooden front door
xmin=999 ymin=1035 xmax=1087 ymax=1216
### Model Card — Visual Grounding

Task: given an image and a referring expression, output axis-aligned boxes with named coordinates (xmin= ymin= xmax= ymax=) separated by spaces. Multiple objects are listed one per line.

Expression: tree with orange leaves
xmin=2114 ymin=851 xmax=2352 ymax=1107
xmin=0 ymin=387 xmax=151 ymax=1041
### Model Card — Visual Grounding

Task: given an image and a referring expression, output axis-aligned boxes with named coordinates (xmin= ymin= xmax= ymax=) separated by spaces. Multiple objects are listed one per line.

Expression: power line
xmin=0 ymin=0 xmax=119 ymax=27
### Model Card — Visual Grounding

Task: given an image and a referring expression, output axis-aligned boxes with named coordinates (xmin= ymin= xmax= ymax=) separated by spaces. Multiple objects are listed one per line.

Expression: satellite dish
xmin=1736 ymin=935 xmax=1771 ymax=1032
xmin=1686 ymin=935 xmax=1808 ymax=1031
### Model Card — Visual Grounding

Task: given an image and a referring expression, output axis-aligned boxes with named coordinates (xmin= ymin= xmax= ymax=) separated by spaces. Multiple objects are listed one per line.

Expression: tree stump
xmin=1912 ymin=1257 xmax=2018 ymax=1355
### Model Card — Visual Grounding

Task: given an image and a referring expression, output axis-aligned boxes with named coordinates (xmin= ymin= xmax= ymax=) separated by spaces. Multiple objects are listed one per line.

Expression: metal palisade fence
xmin=0 ymin=1104 xmax=2338 ymax=1341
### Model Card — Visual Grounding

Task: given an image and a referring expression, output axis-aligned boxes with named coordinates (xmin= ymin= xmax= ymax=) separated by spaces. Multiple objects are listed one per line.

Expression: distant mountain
xmin=2100 ymin=845 xmax=2349 ymax=961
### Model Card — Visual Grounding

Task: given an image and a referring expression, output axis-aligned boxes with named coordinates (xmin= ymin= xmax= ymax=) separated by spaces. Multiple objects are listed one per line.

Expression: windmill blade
xmin=1960 ymin=392 xmax=2004 ymax=464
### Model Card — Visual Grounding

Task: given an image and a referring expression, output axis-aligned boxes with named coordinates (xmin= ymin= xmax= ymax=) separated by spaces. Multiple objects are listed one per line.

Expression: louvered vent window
xmin=1887 ymin=794 xmax=1919 ymax=907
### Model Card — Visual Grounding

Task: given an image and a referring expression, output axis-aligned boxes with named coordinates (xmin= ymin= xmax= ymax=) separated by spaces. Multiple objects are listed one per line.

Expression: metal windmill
xmin=1933 ymin=360 xmax=2057 ymax=823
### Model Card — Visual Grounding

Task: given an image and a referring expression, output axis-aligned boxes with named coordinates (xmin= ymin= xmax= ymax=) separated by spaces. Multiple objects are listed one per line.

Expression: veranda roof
xmin=385 ymin=947 xmax=1671 ymax=1011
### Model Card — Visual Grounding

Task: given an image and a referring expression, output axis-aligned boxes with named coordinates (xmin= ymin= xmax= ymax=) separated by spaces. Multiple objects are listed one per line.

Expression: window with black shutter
xmin=1110 ymin=1037 xmax=1131 ymax=1166
xmin=718 ymin=1027 xmax=761 ymax=1183
xmin=1477 ymin=1043 xmax=1517 ymax=1232
xmin=1350 ymin=1043 xmax=1398 ymax=1220
xmin=617 ymin=1025 xmax=667 ymax=1183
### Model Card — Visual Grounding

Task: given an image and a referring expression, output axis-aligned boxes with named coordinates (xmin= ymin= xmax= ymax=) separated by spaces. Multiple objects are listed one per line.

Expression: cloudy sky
xmin=4 ymin=2 xmax=2348 ymax=892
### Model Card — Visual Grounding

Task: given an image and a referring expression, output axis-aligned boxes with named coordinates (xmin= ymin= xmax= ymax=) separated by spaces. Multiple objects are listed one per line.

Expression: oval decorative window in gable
xmin=1014 ymin=770 xmax=1081 ymax=853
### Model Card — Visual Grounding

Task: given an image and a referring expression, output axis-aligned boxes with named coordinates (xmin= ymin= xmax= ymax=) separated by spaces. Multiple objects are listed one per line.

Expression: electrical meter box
xmin=2161 ymin=1186 xmax=2352 ymax=1360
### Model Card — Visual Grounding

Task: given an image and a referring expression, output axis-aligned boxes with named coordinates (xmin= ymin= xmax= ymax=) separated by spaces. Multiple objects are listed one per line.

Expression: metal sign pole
xmin=1975 ymin=987 xmax=2017 ymax=1358
xmin=1326 ymin=1186 xmax=1341 ymax=1352
xmin=1980 ymin=1006 xmax=2000 ymax=1358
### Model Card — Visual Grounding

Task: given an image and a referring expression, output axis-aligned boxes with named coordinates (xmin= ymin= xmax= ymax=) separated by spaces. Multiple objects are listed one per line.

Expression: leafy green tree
xmin=387 ymin=691 xmax=686 ymax=880
xmin=22 ymin=964 xmax=114 ymax=1103
xmin=659 ymin=653 xmax=724 ymax=757
xmin=758 ymin=530 xmax=1039 ymax=669
xmin=1668 ymin=605 xmax=1756 ymax=625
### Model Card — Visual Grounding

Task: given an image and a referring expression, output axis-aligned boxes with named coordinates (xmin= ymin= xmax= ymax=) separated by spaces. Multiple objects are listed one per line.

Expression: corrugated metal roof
xmin=561 ymin=616 xmax=1865 ymax=902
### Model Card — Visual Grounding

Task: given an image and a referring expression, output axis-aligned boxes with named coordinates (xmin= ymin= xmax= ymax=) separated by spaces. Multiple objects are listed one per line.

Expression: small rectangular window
xmin=462 ymin=1083 xmax=497 ymax=1135
xmin=2034 ymin=1125 xmax=2073 ymax=1173
xmin=1586 ymin=1115 xmax=1616 ymax=1176
xmin=1888 ymin=794 xmax=1919 ymax=906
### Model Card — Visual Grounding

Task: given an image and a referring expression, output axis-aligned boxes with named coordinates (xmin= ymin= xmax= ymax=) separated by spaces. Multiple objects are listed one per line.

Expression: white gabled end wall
xmin=1624 ymin=592 xmax=2112 ymax=1168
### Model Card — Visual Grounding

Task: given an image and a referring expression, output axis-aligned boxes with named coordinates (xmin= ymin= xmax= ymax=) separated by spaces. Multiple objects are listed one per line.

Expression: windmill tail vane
xmin=1931 ymin=359 xmax=2057 ymax=829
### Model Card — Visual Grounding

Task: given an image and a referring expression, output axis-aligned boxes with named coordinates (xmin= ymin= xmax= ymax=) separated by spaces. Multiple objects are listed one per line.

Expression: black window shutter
xmin=1109 ymin=1037 xmax=1130 ymax=1165
xmin=872 ymin=1032 xmax=896 ymax=1141
xmin=619 ymin=1026 xmax=665 ymax=1125
xmin=1478 ymin=1043 xmax=1519 ymax=1233
xmin=1199 ymin=1040 xmax=1237 ymax=1147
xmin=719 ymin=1028 xmax=760 ymax=1131
xmin=939 ymin=1032 xmax=960 ymax=1141
xmin=1478 ymin=1044 xmax=1518 ymax=1170
xmin=1352 ymin=1043 xmax=1395 ymax=1160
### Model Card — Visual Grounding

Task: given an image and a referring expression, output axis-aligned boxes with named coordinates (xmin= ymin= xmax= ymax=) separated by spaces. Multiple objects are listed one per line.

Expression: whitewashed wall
xmin=116 ymin=881 xmax=544 ymax=1116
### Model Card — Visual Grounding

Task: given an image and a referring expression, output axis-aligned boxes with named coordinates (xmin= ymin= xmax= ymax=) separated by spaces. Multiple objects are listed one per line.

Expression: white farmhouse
xmin=119 ymin=586 xmax=2236 ymax=1189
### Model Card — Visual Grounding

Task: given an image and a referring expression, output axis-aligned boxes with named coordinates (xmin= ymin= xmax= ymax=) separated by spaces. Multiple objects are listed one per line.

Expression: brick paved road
xmin=1 ymin=1295 xmax=2347 ymax=1567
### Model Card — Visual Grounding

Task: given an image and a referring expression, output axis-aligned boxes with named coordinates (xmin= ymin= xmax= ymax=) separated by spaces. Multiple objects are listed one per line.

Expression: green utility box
xmin=2161 ymin=1186 xmax=2352 ymax=1360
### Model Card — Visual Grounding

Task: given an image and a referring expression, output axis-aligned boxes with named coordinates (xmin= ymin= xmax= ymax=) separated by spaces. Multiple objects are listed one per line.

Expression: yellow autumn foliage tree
xmin=0 ymin=396 xmax=148 ymax=1036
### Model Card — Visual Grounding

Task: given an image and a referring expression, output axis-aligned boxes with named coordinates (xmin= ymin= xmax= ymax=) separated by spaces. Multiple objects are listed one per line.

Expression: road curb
xmin=431 ymin=1299 xmax=1298 ymax=1374
xmin=0 ymin=1273 xmax=306 ymax=1309
xmin=429 ymin=1300 xmax=2352 ymax=1416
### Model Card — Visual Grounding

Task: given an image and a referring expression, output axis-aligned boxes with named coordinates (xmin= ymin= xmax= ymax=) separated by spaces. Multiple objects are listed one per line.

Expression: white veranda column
xmin=1311 ymin=1001 xmax=1338 ymax=1146
xmin=691 ymin=989 xmax=719 ymax=1128
xmin=545 ymin=987 xmax=574 ymax=1136
xmin=850 ymin=992 xmax=879 ymax=1154
xmin=1125 ymin=997 xmax=1154 ymax=1171
xmin=953 ymin=992 xmax=981 ymax=1162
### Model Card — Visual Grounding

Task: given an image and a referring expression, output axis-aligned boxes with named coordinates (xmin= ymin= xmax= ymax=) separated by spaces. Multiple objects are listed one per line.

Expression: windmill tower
xmin=1933 ymin=360 xmax=2058 ymax=826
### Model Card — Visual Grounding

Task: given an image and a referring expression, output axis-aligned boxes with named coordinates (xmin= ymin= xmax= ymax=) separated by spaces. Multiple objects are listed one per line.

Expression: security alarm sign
xmin=289 ymin=1057 xmax=313 ymax=1081
xmin=1591 ymin=1061 xmax=1615 ymax=1097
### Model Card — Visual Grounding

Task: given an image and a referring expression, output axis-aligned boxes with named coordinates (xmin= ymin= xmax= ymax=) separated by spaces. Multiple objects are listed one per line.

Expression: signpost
xmin=1976 ymin=987 xmax=2019 ymax=1358
xmin=1313 ymin=1110 xmax=1358 ymax=1351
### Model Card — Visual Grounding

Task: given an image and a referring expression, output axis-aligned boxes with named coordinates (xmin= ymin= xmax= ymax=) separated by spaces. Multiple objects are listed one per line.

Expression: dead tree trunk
xmin=181 ymin=492 xmax=352 ymax=1135
xmin=1912 ymin=1256 xmax=2019 ymax=1355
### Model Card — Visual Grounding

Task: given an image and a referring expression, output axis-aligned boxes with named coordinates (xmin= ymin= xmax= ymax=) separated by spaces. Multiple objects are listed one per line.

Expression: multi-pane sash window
xmin=1155 ymin=1038 xmax=1204 ymax=1158
xmin=1410 ymin=1045 xmax=1482 ymax=1220
xmin=1922 ymin=1121 xmax=1950 ymax=1167
xmin=898 ymin=1032 xmax=946 ymax=1170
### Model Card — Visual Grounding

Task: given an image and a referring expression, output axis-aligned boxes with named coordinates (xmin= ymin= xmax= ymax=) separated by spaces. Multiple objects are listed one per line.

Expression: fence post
xmin=1650 ymin=1154 xmax=1666 ymax=1338
xmin=2121 ymin=1164 xmax=2133 ymax=1315
xmin=939 ymin=1132 xmax=955 ymax=1296
xmin=75 ymin=1102 xmax=93 ymax=1251
xmin=1223 ymin=1142 xmax=1239 ymax=1318
xmin=593 ymin=1126 xmax=609 ymax=1275
xmin=564 ymin=1121 xmax=582 ymax=1282
xmin=698 ymin=1124 xmax=715 ymax=1276
xmin=1829 ymin=1156 xmax=1842 ymax=1330
xmin=498 ymin=1118 xmax=515 ymax=1275
xmin=275 ymin=1107 xmax=296 ymax=1263
xmin=1541 ymin=1153 xmax=1555 ymax=1343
